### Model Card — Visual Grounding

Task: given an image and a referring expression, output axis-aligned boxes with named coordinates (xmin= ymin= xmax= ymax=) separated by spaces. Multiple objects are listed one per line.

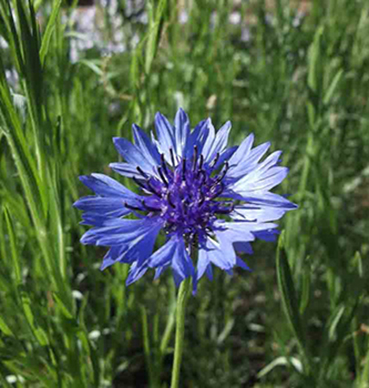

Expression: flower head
xmin=74 ymin=109 xmax=297 ymax=292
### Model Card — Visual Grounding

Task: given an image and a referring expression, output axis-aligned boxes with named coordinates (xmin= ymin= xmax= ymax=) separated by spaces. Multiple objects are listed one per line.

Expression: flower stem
xmin=171 ymin=277 xmax=191 ymax=388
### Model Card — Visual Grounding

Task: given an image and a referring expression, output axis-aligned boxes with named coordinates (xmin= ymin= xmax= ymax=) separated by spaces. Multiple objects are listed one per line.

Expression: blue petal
xmin=174 ymin=108 xmax=190 ymax=158
xmin=231 ymin=166 xmax=289 ymax=193
xmin=100 ymin=245 xmax=127 ymax=270
xmin=100 ymin=219 xmax=162 ymax=270
xmin=232 ymin=205 xmax=286 ymax=222
xmin=255 ymin=150 xmax=283 ymax=171
xmin=233 ymin=241 xmax=253 ymax=254
xmin=132 ymin=124 xmax=161 ymax=167
xmin=206 ymin=121 xmax=232 ymax=163
xmin=148 ymin=236 xmax=196 ymax=290
xmin=80 ymin=212 xmax=130 ymax=226
xmin=154 ymin=265 xmax=168 ymax=280
xmin=212 ymin=231 xmax=237 ymax=267
xmin=109 ymin=162 xmax=144 ymax=179
xmin=205 ymin=263 xmax=213 ymax=280
xmin=126 ymin=262 xmax=149 ymax=285
xmin=171 ymin=237 xmax=195 ymax=288
xmin=148 ymin=237 xmax=177 ymax=268
xmin=74 ymin=196 xmax=132 ymax=215
xmin=236 ymin=257 xmax=252 ymax=271
xmin=124 ymin=226 xmax=160 ymax=265
xmin=213 ymin=146 xmax=237 ymax=170
xmin=154 ymin=112 xmax=177 ymax=165
xmin=197 ymin=249 xmax=210 ymax=280
xmin=198 ymin=236 xmax=235 ymax=276
xmin=184 ymin=118 xmax=210 ymax=158
xmin=228 ymin=149 xmax=283 ymax=185
xmin=200 ymin=120 xmax=215 ymax=162
xmin=228 ymin=133 xmax=254 ymax=166
xmin=253 ymin=229 xmax=280 ymax=242
xmin=197 ymin=249 xmax=214 ymax=281
xmin=113 ymin=137 xmax=157 ymax=175
xmin=123 ymin=223 xmax=162 ymax=283
xmin=78 ymin=173 xmax=139 ymax=199
xmin=214 ymin=220 xmax=279 ymax=243
xmin=81 ymin=217 xmax=162 ymax=246
xmin=202 ymin=120 xmax=231 ymax=163
xmin=235 ymin=192 xmax=297 ymax=210
xmin=227 ymin=140 xmax=271 ymax=180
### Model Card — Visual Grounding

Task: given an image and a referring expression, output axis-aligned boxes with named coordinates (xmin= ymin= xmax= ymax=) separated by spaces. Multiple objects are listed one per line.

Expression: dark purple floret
xmin=134 ymin=148 xmax=233 ymax=247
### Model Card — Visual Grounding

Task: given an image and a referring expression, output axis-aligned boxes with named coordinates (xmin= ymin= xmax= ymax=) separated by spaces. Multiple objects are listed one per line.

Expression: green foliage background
xmin=0 ymin=0 xmax=368 ymax=386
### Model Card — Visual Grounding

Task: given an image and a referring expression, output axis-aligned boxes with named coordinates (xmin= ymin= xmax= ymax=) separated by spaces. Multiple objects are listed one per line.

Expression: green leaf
xmin=52 ymin=292 xmax=74 ymax=320
xmin=320 ymin=299 xmax=359 ymax=379
xmin=307 ymin=26 xmax=324 ymax=94
xmin=306 ymin=101 xmax=316 ymax=129
xmin=3 ymin=206 xmax=22 ymax=285
xmin=78 ymin=59 xmax=104 ymax=76
xmin=0 ymin=315 xmax=14 ymax=337
xmin=299 ymin=257 xmax=311 ymax=315
xmin=323 ymin=69 xmax=343 ymax=105
xmin=328 ymin=305 xmax=345 ymax=342
xmin=20 ymin=290 xmax=49 ymax=346
xmin=360 ymin=340 xmax=369 ymax=388
xmin=39 ymin=0 xmax=62 ymax=66
xmin=276 ymin=232 xmax=310 ymax=371
xmin=257 ymin=356 xmax=303 ymax=379
xmin=145 ymin=0 xmax=167 ymax=75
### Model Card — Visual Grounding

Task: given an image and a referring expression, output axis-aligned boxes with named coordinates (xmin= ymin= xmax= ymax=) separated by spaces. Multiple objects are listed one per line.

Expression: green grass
xmin=0 ymin=0 xmax=369 ymax=386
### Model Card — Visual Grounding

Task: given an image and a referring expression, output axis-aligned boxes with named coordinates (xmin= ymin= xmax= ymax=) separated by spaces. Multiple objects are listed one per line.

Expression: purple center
xmin=128 ymin=146 xmax=234 ymax=245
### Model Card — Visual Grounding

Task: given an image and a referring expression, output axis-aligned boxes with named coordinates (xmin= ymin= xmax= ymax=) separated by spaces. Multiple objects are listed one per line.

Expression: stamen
xmin=192 ymin=145 xmax=198 ymax=170
xmin=133 ymin=177 xmax=162 ymax=197
xmin=198 ymin=170 xmax=206 ymax=184
xmin=213 ymin=161 xmax=229 ymax=185
xmin=136 ymin=166 xmax=148 ymax=178
xmin=124 ymin=202 xmax=142 ymax=211
xmin=158 ymin=166 xmax=169 ymax=186
xmin=204 ymin=229 xmax=213 ymax=238
xmin=198 ymin=193 xmax=205 ymax=206
xmin=147 ymin=147 xmax=232 ymax=241
xmin=170 ymin=148 xmax=176 ymax=167
xmin=149 ymin=181 xmax=162 ymax=197
xmin=182 ymin=158 xmax=186 ymax=180
xmin=208 ymin=182 xmax=224 ymax=199
xmin=160 ymin=153 xmax=166 ymax=165
xmin=214 ymin=203 xmax=235 ymax=214
xmin=198 ymin=154 xmax=204 ymax=171
xmin=210 ymin=152 xmax=220 ymax=169
xmin=167 ymin=192 xmax=176 ymax=208
xmin=188 ymin=232 xmax=196 ymax=244
xmin=182 ymin=199 xmax=188 ymax=214
xmin=160 ymin=153 xmax=169 ymax=177
xmin=141 ymin=200 xmax=161 ymax=212
xmin=133 ymin=177 xmax=149 ymax=191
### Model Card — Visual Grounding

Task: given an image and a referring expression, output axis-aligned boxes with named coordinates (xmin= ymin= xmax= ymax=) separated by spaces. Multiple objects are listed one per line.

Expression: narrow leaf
xmin=39 ymin=0 xmax=62 ymax=66
xmin=323 ymin=69 xmax=343 ymax=105
xmin=0 ymin=316 xmax=14 ymax=337
xmin=276 ymin=232 xmax=309 ymax=367
xmin=52 ymin=292 xmax=74 ymax=320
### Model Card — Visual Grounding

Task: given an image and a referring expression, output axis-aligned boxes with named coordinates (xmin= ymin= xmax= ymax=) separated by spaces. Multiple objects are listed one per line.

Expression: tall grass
xmin=0 ymin=0 xmax=368 ymax=386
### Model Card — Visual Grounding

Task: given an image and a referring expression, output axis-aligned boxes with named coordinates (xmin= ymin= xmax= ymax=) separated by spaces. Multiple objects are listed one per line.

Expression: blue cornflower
xmin=74 ymin=109 xmax=297 ymax=292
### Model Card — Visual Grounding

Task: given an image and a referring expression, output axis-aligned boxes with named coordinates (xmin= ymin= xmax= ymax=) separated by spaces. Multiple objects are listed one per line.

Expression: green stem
xmin=141 ymin=306 xmax=156 ymax=387
xmin=361 ymin=338 xmax=369 ymax=388
xmin=171 ymin=277 xmax=191 ymax=388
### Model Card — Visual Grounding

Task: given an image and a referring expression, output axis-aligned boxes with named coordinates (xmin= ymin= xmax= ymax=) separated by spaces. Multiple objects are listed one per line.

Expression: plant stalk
xmin=171 ymin=277 xmax=191 ymax=388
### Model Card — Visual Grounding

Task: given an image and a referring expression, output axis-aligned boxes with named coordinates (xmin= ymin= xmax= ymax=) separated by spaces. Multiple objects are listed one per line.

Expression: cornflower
xmin=74 ymin=108 xmax=296 ymax=292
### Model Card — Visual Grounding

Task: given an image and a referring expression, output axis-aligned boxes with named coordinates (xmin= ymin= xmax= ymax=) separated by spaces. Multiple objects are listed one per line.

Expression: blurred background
xmin=0 ymin=0 xmax=369 ymax=386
